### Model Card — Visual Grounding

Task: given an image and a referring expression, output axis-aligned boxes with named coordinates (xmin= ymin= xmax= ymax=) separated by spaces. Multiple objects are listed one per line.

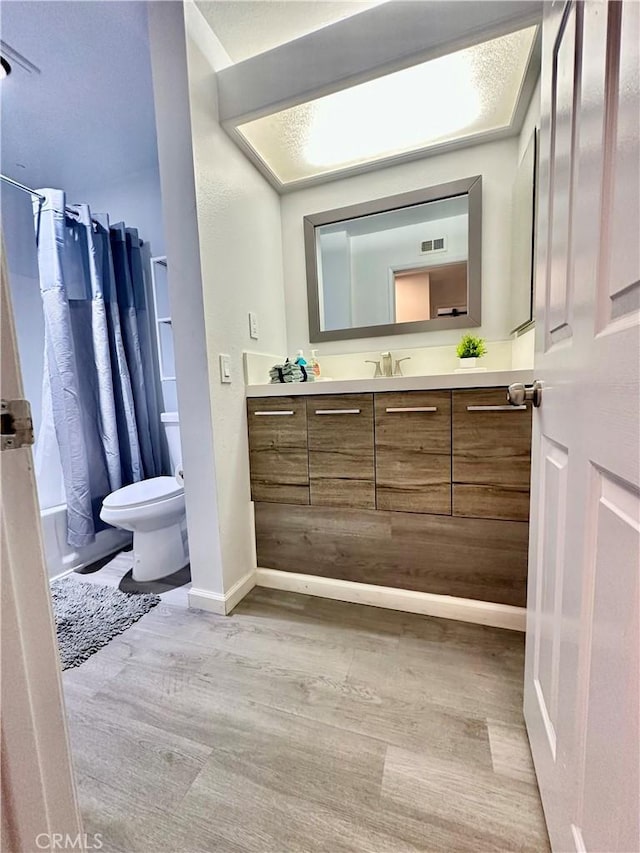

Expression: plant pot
xmin=459 ymin=357 xmax=477 ymax=369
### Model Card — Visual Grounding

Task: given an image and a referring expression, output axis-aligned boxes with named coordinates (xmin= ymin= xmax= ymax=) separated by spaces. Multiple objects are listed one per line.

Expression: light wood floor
xmin=62 ymin=553 xmax=549 ymax=852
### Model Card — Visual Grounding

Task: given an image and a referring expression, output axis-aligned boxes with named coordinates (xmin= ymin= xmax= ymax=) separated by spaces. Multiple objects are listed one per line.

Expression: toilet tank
xmin=160 ymin=412 xmax=182 ymax=472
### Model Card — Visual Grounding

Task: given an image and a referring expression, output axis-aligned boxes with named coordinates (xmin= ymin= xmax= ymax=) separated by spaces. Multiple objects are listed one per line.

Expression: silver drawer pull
xmin=466 ymin=405 xmax=527 ymax=412
xmin=254 ymin=410 xmax=295 ymax=416
xmin=386 ymin=406 xmax=437 ymax=413
xmin=315 ymin=409 xmax=361 ymax=415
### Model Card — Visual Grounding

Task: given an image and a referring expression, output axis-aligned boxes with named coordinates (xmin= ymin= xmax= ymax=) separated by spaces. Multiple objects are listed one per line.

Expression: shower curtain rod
xmin=0 ymin=173 xmax=102 ymax=225
xmin=0 ymin=173 xmax=46 ymax=202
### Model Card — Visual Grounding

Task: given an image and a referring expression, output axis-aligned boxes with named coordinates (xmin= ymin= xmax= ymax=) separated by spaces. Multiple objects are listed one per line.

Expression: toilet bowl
xmin=100 ymin=412 xmax=188 ymax=582
xmin=100 ymin=477 xmax=188 ymax=582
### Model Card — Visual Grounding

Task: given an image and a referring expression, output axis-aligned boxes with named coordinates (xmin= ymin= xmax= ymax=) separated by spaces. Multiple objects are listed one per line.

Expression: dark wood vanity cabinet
xmin=375 ymin=391 xmax=452 ymax=515
xmin=249 ymin=385 xmax=533 ymax=607
xmin=452 ymin=389 xmax=532 ymax=521
xmin=247 ymin=396 xmax=309 ymax=505
xmin=306 ymin=394 xmax=375 ymax=509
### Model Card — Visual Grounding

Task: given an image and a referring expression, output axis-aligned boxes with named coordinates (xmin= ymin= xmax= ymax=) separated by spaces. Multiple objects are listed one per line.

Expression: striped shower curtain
xmin=33 ymin=189 xmax=159 ymax=547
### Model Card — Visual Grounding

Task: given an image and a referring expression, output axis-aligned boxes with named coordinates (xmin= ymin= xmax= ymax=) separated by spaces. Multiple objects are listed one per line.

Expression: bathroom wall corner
xmin=189 ymin=569 xmax=257 ymax=616
xmin=148 ymin=0 xmax=225 ymax=600
xmin=179 ymin=2 xmax=288 ymax=595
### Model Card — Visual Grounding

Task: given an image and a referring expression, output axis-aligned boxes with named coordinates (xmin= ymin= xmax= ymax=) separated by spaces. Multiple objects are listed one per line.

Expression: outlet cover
xmin=249 ymin=312 xmax=259 ymax=340
xmin=219 ymin=353 xmax=232 ymax=383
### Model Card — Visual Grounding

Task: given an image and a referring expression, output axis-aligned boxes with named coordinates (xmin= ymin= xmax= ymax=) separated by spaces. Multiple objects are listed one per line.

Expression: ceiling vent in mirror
xmin=421 ymin=236 xmax=447 ymax=254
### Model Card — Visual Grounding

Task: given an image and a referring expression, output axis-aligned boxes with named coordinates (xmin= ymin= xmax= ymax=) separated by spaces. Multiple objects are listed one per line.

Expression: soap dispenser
xmin=309 ymin=349 xmax=321 ymax=378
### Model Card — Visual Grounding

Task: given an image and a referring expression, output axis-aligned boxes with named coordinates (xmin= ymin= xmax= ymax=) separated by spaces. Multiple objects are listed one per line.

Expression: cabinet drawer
xmin=453 ymin=388 xmax=532 ymax=521
xmin=375 ymin=391 xmax=452 ymax=514
xmin=307 ymin=394 xmax=375 ymax=509
xmin=247 ymin=397 xmax=309 ymax=505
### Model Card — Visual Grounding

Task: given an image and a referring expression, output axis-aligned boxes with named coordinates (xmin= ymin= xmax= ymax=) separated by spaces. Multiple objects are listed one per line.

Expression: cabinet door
xmin=247 ymin=397 xmax=309 ymax=504
xmin=307 ymin=394 xmax=375 ymax=509
xmin=375 ymin=391 xmax=452 ymax=514
xmin=453 ymin=388 xmax=532 ymax=521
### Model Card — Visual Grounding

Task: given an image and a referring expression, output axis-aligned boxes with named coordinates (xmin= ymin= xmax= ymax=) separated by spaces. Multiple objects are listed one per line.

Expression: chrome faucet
xmin=393 ymin=356 xmax=411 ymax=376
xmin=365 ymin=352 xmax=412 ymax=378
xmin=381 ymin=352 xmax=393 ymax=377
xmin=365 ymin=359 xmax=382 ymax=378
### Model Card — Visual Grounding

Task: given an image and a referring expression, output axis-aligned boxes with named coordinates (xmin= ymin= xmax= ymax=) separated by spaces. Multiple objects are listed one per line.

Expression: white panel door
xmin=1 ymin=241 xmax=82 ymax=845
xmin=524 ymin=2 xmax=640 ymax=851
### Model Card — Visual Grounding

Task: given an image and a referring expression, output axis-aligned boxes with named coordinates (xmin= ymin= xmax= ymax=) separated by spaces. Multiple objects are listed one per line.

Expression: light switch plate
xmin=219 ymin=353 xmax=232 ymax=383
xmin=249 ymin=311 xmax=259 ymax=340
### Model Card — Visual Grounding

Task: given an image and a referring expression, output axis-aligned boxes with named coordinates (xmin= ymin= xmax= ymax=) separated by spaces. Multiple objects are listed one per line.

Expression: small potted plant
xmin=456 ymin=334 xmax=487 ymax=369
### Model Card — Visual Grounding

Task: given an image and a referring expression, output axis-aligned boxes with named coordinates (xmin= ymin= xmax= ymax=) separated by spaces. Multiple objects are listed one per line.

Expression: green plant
xmin=456 ymin=334 xmax=487 ymax=359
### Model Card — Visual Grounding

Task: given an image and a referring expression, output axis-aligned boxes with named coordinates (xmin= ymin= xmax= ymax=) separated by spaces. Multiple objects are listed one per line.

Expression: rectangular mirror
xmin=304 ymin=176 xmax=482 ymax=342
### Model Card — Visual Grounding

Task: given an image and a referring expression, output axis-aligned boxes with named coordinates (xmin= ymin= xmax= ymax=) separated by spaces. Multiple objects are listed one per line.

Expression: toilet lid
xmin=103 ymin=477 xmax=183 ymax=509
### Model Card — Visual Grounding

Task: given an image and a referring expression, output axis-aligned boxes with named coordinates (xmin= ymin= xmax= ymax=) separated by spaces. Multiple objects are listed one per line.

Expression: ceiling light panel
xmin=237 ymin=26 xmax=537 ymax=185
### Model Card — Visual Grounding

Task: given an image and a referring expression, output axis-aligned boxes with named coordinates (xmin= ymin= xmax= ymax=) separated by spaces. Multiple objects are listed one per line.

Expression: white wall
xmin=281 ymin=136 xmax=518 ymax=355
xmin=183 ymin=3 xmax=288 ymax=591
xmin=149 ymin=1 xmax=225 ymax=601
xmin=67 ymin=166 xmax=165 ymax=259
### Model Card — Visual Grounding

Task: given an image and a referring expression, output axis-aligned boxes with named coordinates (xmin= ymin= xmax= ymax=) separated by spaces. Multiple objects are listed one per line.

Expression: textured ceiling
xmin=238 ymin=25 xmax=537 ymax=184
xmin=0 ymin=1 xmax=158 ymax=193
xmin=195 ymin=0 xmax=386 ymax=64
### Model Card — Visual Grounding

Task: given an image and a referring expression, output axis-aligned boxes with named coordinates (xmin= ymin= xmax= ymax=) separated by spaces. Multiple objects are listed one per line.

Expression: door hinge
xmin=1 ymin=398 xmax=34 ymax=450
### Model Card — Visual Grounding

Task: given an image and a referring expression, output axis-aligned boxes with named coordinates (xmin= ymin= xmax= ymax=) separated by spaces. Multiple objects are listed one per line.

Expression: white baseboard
xmin=255 ymin=568 xmax=526 ymax=631
xmin=188 ymin=569 xmax=256 ymax=615
xmin=225 ymin=570 xmax=257 ymax=612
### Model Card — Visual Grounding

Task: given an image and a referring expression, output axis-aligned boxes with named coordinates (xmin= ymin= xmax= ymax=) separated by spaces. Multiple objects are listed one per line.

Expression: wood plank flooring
xmin=61 ymin=554 xmax=549 ymax=852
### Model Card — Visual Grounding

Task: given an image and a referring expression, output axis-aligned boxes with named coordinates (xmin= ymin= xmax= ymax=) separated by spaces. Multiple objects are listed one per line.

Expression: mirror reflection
xmin=317 ymin=195 xmax=469 ymax=332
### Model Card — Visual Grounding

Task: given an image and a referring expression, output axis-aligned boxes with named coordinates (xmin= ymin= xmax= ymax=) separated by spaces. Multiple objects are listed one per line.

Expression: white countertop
xmin=245 ymin=368 xmax=535 ymax=397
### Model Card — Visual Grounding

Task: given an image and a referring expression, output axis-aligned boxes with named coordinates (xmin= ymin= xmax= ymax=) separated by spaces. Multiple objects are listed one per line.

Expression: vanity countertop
xmin=245 ymin=368 xmax=535 ymax=397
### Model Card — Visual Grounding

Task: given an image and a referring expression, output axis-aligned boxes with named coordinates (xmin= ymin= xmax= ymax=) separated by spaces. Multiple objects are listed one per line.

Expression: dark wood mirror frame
xmin=304 ymin=175 xmax=482 ymax=343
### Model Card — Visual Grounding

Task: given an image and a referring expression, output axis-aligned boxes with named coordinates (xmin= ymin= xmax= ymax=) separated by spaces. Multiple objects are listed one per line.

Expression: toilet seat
xmin=103 ymin=476 xmax=183 ymax=510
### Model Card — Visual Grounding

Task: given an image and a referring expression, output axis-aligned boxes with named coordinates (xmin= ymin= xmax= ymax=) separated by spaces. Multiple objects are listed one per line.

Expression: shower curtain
xmin=33 ymin=189 xmax=159 ymax=547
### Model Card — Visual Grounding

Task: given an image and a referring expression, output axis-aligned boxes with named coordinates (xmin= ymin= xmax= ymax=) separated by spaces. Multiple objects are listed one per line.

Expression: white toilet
xmin=100 ymin=412 xmax=188 ymax=582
